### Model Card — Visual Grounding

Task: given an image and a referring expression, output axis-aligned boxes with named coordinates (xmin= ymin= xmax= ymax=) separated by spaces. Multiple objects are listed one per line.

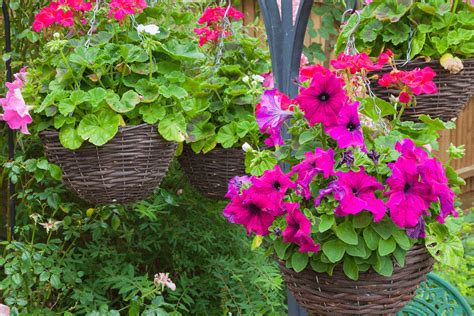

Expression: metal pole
xmin=2 ymin=0 xmax=16 ymax=240
xmin=258 ymin=1 xmax=313 ymax=315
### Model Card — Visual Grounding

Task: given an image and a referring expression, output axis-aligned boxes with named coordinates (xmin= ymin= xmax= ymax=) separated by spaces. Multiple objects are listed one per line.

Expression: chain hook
xmin=212 ymin=0 xmax=233 ymax=75
xmin=84 ymin=0 xmax=101 ymax=48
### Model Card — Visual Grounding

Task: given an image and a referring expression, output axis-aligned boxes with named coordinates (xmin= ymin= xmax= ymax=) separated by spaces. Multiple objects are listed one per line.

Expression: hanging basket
xmin=40 ymin=124 xmax=177 ymax=205
xmin=370 ymin=58 xmax=474 ymax=121
xmin=179 ymin=145 xmax=246 ymax=199
xmin=279 ymin=244 xmax=434 ymax=315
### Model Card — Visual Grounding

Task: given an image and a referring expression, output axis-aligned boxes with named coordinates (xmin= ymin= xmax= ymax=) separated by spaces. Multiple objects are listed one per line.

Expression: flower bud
xmin=440 ymin=53 xmax=464 ymax=74
xmin=242 ymin=142 xmax=252 ymax=152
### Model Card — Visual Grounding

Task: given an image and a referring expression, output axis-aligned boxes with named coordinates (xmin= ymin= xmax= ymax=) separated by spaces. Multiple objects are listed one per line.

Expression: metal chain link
xmin=130 ymin=15 xmax=145 ymax=41
xmin=340 ymin=9 xmax=388 ymax=134
xmin=399 ymin=27 xmax=414 ymax=67
xmin=84 ymin=0 xmax=102 ymax=48
xmin=212 ymin=1 xmax=233 ymax=75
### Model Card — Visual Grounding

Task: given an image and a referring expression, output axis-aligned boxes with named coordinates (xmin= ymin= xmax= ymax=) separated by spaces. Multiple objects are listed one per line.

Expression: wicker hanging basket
xmin=279 ymin=244 xmax=434 ymax=316
xmin=179 ymin=145 xmax=246 ymax=199
xmin=370 ymin=58 xmax=474 ymax=121
xmin=40 ymin=124 xmax=177 ymax=205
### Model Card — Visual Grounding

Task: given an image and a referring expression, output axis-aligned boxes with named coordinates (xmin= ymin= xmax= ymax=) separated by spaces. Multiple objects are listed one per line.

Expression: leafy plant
xmin=224 ymin=51 xmax=466 ymax=281
xmin=336 ymin=0 xmax=474 ymax=61
xmin=182 ymin=6 xmax=271 ymax=153
xmin=18 ymin=0 xmax=204 ymax=148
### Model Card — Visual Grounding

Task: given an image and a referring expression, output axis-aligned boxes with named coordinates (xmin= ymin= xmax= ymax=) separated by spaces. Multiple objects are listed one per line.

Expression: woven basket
xmin=40 ymin=124 xmax=177 ymax=205
xmin=179 ymin=145 xmax=246 ymax=199
xmin=370 ymin=58 xmax=474 ymax=121
xmin=279 ymin=244 xmax=434 ymax=315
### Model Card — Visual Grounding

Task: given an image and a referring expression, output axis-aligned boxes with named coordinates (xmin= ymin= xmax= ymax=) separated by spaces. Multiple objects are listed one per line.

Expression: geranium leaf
xmin=87 ymin=87 xmax=107 ymax=107
xmin=135 ymin=79 xmax=160 ymax=103
xmin=106 ymin=91 xmax=141 ymax=113
xmin=216 ymin=123 xmax=239 ymax=148
xmin=77 ymin=112 xmax=121 ymax=146
xmin=158 ymin=113 xmax=186 ymax=142
xmin=139 ymin=104 xmax=166 ymax=124
xmin=159 ymin=84 xmax=188 ymax=99
xmin=59 ymin=125 xmax=84 ymax=150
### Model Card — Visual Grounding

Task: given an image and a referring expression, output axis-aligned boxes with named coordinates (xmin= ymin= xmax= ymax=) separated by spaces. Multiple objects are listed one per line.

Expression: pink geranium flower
xmin=223 ymin=187 xmax=281 ymax=235
xmin=255 ymin=89 xmax=293 ymax=147
xmin=386 ymin=163 xmax=433 ymax=228
xmin=295 ymin=71 xmax=346 ymax=126
xmin=333 ymin=169 xmax=386 ymax=221
xmin=325 ymin=100 xmax=364 ymax=149
xmin=0 ymin=68 xmax=32 ymax=134
xmin=282 ymin=202 xmax=320 ymax=253
xmin=299 ymin=64 xmax=332 ymax=83
xmin=32 ymin=0 xmax=93 ymax=32
xmin=108 ymin=0 xmax=147 ymax=22
xmin=195 ymin=6 xmax=244 ymax=46
xmin=331 ymin=52 xmax=385 ymax=74
xmin=291 ymin=148 xmax=335 ymax=199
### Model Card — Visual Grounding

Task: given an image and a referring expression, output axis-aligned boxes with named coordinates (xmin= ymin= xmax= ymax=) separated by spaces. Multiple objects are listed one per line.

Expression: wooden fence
xmin=236 ymin=0 xmax=474 ymax=209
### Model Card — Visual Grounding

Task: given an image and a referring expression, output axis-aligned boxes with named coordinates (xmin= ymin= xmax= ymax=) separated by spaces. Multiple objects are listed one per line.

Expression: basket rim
xmin=39 ymin=123 xmax=156 ymax=137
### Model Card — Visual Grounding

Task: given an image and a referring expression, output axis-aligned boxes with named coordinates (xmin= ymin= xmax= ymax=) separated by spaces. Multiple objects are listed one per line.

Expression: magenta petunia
xmin=394 ymin=138 xmax=429 ymax=175
xmin=295 ymin=71 xmax=346 ymax=127
xmin=256 ymin=89 xmax=293 ymax=147
xmin=418 ymin=159 xmax=457 ymax=224
xmin=225 ymin=175 xmax=251 ymax=199
xmin=252 ymin=165 xmax=294 ymax=197
xmin=386 ymin=163 xmax=433 ymax=228
xmin=223 ymin=187 xmax=281 ymax=235
xmin=333 ymin=169 xmax=386 ymax=222
xmin=326 ymin=101 xmax=364 ymax=149
xmin=282 ymin=202 xmax=320 ymax=253
xmin=291 ymin=148 xmax=335 ymax=199
xmin=282 ymin=202 xmax=311 ymax=243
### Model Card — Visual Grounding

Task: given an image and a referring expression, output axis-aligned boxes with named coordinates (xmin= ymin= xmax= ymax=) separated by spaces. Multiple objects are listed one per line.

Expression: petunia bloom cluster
xmin=194 ymin=6 xmax=244 ymax=46
xmin=0 ymin=68 xmax=32 ymax=134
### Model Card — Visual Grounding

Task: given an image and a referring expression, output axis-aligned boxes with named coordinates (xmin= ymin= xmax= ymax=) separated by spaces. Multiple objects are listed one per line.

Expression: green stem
xmin=149 ymin=49 xmax=154 ymax=81
xmin=60 ymin=49 xmax=79 ymax=89
xmin=397 ymin=103 xmax=407 ymax=121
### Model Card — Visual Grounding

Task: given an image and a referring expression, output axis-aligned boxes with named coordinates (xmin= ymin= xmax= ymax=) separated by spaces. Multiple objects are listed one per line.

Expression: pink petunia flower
xmin=291 ymin=148 xmax=335 ymax=199
xmin=333 ymin=169 xmax=386 ymax=221
xmin=386 ymin=162 xmax=433 ymax=228
xmin=225 ymin=175 xmax=251 ymax=199
xmin=223 ymin=187 xmax=281 ymax=235
xmin=394 ymin=138 xmax=429 ymax=175
xmin=0 ymin=68 xmax=32 ymax=134
xmin=282 ymin=202 xmax=320 ymax=253
xmin=295 ymin=71 xmax=346 ymax=126
xmin=255 ymin=89 xmax=293 ymax=147
xmin=325 ymin=100 xmax=364 ymax=149
xmin=418 ymin=159 xmax=457 ymax=224
xmin=252 ymin=165 xmax=294 ymax=197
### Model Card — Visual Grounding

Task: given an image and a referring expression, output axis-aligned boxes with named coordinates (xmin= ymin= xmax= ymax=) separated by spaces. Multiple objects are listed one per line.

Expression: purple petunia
xmin=282 ymin=202 xmax=320 ymax=253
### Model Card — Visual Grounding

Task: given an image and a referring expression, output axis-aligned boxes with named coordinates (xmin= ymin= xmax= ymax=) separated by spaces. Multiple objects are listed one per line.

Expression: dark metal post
xmin=258 ymin=1 xmax=313 ymax=315
xmin=2 ymin=0 xmax=16 ymax=240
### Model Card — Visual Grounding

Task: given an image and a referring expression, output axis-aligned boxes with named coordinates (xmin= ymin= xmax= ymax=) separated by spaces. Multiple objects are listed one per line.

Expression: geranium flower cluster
xmin=194 ymin=6 xmax=244 ymax=46
xmin=331 ymin=50 xmax=393 ymax=74
xmin=378 ymin=67 xmax=437 ymax=104
xmin=0 ymin=68 xmax=32 ymax=134
xmin=33 ymin=0 xmax=147 ymax=32
xmin=33 ymin=0 xmax=93 ymax=32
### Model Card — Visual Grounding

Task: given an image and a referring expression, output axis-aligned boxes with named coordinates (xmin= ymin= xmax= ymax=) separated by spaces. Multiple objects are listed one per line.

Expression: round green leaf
xmin=158 ymin=113 xmax=186 ymax=142
xmin=59 ymin=125 xmax=84 ymax=150
xmin=77 ymin=112 xmax=120 ymax=146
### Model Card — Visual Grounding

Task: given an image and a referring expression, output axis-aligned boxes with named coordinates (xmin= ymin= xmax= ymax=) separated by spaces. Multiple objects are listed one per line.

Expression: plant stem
xmin=397 ymin=103 xmax=407 ymax=121
xmin=60 ymin=49 xmax=79 ymax=89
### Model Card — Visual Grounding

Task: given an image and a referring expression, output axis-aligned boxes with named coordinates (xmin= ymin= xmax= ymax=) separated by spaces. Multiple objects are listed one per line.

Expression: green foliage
xmin=336 ymin=0 xmax=474 ymax=59
xmin=183 ymin=24 xmax=270 ymax=153
xmin=0 ymin=133 xmax=285 ymax=314
xmin=24 ymin=2 xmax=204 ymax=148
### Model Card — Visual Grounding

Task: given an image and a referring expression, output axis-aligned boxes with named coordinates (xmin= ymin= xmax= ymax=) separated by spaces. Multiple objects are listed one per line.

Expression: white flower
xmin=39 ymin=219 xmax=62 ymax=233
xmin=137 ymin=24 xmax=160 ymax=36
xmin=251 ymin=74 xmax=264 ymax=83
xmin=242 ymin=75 xmax=250 ymax=83
xmin=154 ymin=273 xmax=176 ymax=291
xmin=242 ymin=142 xmax=252 ymax=152
xmin=29 ymin=213 xmax=42 ymax=224
xmin=53 ymin=32 xmax=60 ymax=39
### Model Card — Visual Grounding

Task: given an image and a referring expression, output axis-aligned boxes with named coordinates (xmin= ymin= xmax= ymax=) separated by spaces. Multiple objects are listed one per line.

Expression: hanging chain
xmin=399 ymin=27 xmax=414 ymax=67
xmin=130 ymin=15 xmax=145 ymax=41
xmin=212 ymin=1 xmax=233 ymax=75
xmin=340 ymin=8 xmax=388 ymax=134
xmin=84 ymin=0 xmax=102 ymax=48
xmin=341 ymin=9 xmax=360 ymax=56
